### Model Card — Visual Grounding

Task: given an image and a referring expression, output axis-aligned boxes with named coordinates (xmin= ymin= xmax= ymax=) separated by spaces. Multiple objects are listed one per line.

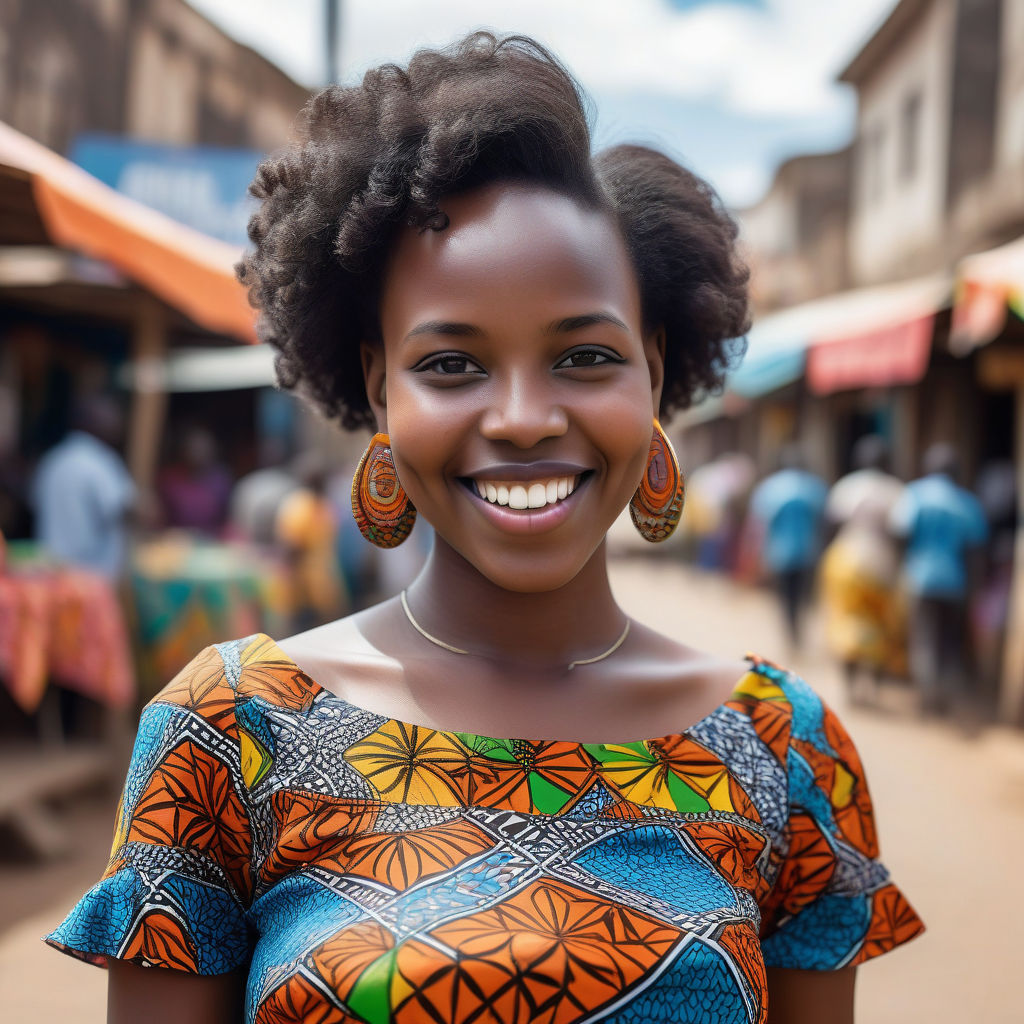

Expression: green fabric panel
xmin=346 ymin=946 xmax=397 ymax=1024
xmin=665 ymin=771 xmax=710 ymax=813
xmin=456 ymin=733 xmax=517 ymax=762
xmin=528 ymin=771 xmax=574 ymax=814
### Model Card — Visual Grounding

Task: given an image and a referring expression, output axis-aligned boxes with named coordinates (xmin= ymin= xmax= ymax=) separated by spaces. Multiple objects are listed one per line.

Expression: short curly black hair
xmin=239 ymin=32 xmax=749 ymax=430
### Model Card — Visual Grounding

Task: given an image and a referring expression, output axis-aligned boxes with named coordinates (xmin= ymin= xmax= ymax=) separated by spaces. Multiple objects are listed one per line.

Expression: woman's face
xmin=365 ymin=182 xmax=664 ymax=593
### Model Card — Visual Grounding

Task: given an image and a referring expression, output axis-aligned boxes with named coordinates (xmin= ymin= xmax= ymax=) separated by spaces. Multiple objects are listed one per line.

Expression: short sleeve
xmin=759 ymin=675 xmax=924 ymax=970
xmin=44 ymin=645 xmax=255 ymax=975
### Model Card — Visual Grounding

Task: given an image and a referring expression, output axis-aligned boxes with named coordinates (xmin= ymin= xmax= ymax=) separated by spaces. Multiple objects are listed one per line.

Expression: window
xmin=900 ymin=91 xmax=922 ymax=181
xmin=860 ymin=123 xmax=887 ymax=205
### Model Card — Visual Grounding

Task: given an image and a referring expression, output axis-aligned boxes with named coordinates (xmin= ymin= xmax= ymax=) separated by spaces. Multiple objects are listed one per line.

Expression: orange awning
xmin=0 ymin=120 xmax=256 ymax=343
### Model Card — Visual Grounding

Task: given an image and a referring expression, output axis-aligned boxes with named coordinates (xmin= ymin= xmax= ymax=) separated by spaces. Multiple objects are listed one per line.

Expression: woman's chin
xmin=454 ymin=543 xmax=605 ymax=596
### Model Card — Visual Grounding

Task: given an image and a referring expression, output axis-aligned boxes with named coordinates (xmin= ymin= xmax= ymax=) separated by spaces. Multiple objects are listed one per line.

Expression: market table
xmin=0 ymin=542 xmax=134 ymax=714
xmin=130 ymin=534 xmax=290 ymax=699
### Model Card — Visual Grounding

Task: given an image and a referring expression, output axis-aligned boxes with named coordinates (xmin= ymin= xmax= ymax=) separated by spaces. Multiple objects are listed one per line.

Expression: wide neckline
xmin=255 ymin=633 xmax=771 ymax=748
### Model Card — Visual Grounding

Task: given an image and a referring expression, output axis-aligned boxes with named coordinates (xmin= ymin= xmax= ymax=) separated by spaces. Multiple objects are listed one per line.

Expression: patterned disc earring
xmin=629 ymin=419 xmax=685 ymax=543
xmin=351 ymin=433 xmax=417 ymax=548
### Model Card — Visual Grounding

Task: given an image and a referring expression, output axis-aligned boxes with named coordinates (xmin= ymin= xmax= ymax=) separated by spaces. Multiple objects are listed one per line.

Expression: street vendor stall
xmin=952 ymin=235 xmax=1024 ymax=724
xmin=0 ymin=119 xmax=256 ymax=493
xmin=0 ymin=542 xmax=133 ymax=714
xmin=129 ymin=535 xmax=291 ymax=700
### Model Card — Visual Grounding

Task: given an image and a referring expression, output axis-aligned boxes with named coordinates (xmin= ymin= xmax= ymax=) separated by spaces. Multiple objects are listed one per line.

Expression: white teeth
xmin=508 ymin=484 xmax=529 ymax=509
xmin=474 ymin=475 xmax=581 ymax=510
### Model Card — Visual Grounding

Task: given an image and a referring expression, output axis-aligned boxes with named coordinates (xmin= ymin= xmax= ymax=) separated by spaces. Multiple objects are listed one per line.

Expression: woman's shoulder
xmin=149 ymin=633 xmax=320 ymax=721
xmin=727 ymin=656 xmax=874 ymax=809
xmin=711 ymin=653 xmax=857 ymax=764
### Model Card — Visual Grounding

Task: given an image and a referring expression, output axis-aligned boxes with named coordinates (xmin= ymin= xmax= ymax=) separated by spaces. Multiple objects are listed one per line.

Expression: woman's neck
xmin=404 ymin=537 xmax=626 ymax=673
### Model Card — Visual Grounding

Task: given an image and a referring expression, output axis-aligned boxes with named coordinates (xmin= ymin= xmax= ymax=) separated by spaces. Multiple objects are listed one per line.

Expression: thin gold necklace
xmin=400 ymin=590 xmax=631 ymax=671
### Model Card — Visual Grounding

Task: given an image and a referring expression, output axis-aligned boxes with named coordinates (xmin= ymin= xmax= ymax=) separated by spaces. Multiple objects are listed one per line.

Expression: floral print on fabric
xmin=46 ymin=636 xmax=923 ymax=1023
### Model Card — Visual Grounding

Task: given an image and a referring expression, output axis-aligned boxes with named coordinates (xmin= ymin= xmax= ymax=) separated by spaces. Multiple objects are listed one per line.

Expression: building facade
xmin=0 ymin=0 xmax=308 ymax=157
xmin=739 ymin=149 xmax=852 ymax=314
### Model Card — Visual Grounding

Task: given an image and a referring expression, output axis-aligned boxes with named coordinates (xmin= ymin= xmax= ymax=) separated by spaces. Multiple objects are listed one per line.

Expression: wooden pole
xmin=1000 ymin=380 xmax=1024 ymax=724
xmin=127 ymin=296 xmax=168 ymax=494
xmin=324 ymin=0 xmax=341 ymax=84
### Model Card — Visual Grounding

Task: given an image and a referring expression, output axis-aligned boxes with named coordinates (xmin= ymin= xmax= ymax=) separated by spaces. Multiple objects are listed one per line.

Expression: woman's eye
xmin=555 ymin=349 xmax=620 ymax=369
xmin=419 ymin=354 xmax=484 ymax=375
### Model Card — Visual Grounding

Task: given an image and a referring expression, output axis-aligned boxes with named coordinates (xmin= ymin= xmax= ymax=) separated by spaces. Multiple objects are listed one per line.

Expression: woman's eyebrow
xmin=551 ymin=312 xmax=630 ymax=333
xmin=405 ymin=320 xmax=483 ymax=340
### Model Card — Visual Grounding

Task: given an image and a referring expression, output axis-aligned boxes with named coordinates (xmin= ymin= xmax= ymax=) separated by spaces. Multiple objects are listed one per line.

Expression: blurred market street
xmin=2 ymin=555 xmax=1022 ymax=1023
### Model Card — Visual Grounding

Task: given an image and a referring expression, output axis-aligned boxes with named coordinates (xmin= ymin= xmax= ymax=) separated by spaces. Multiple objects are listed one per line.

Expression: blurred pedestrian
xmin=275 ymin=451 xmax=347 ymax=631
xmin=229 ymin=436 xmax=299 ymax=545
xmin=157 ymin=427 xmax=233 ymax=535
xmin=684 ymin=451 xmax=756 ymax=571
xmin=890 ymin=442 xmax=988 ymax=714
xmin=32 ymin=394 xmax=136 ymax=579
xmin=750 ymin=444 xmax=828 ymax=651
xmin=820 ymin=435 xmax=906 ymax=700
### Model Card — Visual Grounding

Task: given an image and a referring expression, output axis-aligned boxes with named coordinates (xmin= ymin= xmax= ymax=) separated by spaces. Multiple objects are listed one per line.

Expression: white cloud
xmin=190 ymin=0 xmax=897 ymax=120
xmin=710 ymin=162 xmax=773 ymax=208
xmin=184 ymin=0 xmax=900 ymax=205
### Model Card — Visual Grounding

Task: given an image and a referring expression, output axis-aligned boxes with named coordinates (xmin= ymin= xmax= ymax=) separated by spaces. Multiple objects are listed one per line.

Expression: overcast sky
xmin=187 ymin=0 xmax=897 ymax=208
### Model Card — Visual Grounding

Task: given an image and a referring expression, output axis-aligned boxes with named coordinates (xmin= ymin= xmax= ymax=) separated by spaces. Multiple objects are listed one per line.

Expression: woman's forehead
xmin=380 ymin=183 xmax=641 ymax=327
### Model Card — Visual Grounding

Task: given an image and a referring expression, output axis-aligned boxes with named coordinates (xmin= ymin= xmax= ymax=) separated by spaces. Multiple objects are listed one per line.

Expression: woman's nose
xmin=478 ymin=375 xmax=568 ymax=448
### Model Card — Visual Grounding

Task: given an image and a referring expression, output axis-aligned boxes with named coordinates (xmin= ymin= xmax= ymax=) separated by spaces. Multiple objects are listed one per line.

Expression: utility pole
xmin=325 ymin=0 xmax=341 ymax=85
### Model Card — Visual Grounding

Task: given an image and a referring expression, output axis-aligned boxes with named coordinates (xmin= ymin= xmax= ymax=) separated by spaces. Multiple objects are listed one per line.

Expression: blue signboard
xmin=71 ymin=134 xmax=264 ymax=247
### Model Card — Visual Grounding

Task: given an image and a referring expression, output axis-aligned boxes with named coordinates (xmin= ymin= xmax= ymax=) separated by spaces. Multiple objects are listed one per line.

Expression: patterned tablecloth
xmin=129 ymin=536 xmax=291 ymax=701
xmin=0 ymin=544 xmax=134 ymax=713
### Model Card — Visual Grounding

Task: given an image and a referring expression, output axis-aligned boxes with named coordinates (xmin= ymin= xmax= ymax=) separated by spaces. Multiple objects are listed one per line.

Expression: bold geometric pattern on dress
xmin=47 ymin=635 xmax=924 ymax=1023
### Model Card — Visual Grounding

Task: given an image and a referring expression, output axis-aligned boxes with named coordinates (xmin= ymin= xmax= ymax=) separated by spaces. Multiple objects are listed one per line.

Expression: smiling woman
xmin=45 ymin=30 xmax=922 ymax=1024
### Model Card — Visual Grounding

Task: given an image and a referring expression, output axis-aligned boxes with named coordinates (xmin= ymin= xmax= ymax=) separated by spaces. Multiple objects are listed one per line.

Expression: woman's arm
xmin=108 ymin=960 xmax=245 ymax=1024
xmin=766 ymin=966 xmax=856 ymax=1024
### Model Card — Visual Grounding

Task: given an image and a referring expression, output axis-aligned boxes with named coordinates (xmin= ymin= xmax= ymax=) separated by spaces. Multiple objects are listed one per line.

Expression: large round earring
xmin=351 ymin=433 xmax=416 ymax=548
xmin=630 ymin=419 xmax=685 ymax=543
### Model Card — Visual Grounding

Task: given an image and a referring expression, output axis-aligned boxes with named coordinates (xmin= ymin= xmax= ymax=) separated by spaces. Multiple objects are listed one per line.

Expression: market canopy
xmin=0 ymin=120 xmax=256 ymax=343
xmin=951 ymin=234 xmax=1024 ymax=354
xmin=118 ymin=342 xmax=277 ymax=392
xmin=728 ymin=273 xmax=950 ymax=399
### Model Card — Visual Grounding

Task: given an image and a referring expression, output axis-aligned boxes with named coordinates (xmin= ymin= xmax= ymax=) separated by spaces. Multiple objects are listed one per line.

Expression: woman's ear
xmin=360 ymin=341 xmax=388 ymax=434
xmin=644 ymin=326 xmax=666 ymax=414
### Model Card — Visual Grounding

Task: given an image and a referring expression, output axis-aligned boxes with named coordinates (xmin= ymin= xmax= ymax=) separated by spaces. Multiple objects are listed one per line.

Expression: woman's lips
xmin=460 ymin=473 xmax=591 ymax=534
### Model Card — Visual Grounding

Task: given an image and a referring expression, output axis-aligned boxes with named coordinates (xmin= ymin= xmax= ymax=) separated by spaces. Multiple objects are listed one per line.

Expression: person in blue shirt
xmin=33 ymin=395 xmax=137 ymax=580
xmin=889 ymin=442 xmax=988 ymax=714
xmin=750 ymin=445 xmax=828 ymax=651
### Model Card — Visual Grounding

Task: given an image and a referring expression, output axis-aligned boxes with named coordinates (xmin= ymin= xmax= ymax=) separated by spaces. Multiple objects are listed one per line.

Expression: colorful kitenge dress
xmin=47 ymin=634 xmax=923 ymax=1023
